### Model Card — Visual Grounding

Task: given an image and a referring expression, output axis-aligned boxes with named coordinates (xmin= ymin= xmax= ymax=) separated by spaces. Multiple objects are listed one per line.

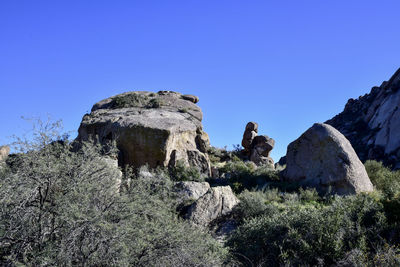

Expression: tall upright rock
xmin=283 ymin=123 xmax=373 ymax=195
xmin=77 ymin=91 xmax=211 ymax=174
xmin=241 ymin=122 xmax=275 ymax=167
xmin=326 ymin=68 xmax=400 ymax=169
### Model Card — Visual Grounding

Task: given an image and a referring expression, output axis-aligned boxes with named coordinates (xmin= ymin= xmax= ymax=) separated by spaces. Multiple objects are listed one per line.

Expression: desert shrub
xmin=146 ymin=98 xmax=163 ymax=108
xmin=0 ymin=119 xmax=227 ymax=266
xmin=373 ymin=243 xmax=400 ymax=266
xmin=111 ymin=92 xmax=150 ymax=109
xmin=207 ymin=146 xmax=242 ymax=165
xmin=235 ymin=189 xmax=280 ymax=220
xmin=299 ymin=187 xmax=320 ymax=203
xmin=169 ymin=160 xmax=204 ymax=182
xmin=219 ymin=159 xmax=280 ymax=193
xmin=365 ymin=160 xmax=400 ymax=199
xmin=227 ymin=193 xmax=387 ymax=266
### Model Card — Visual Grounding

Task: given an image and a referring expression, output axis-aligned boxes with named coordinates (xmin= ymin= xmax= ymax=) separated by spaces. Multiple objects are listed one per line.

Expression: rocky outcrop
xmin=77 ymin=91 xmax=211 ymax=174
xmin=174 ymin=181 xmax=210 ymax=202
xmin=326 ymin=68 xmax=400 ymax=169
xmin=283 ymin=123 xmax=374 ymax=195
xmin=185 ymin=186 xmax=239 ymax=227
xmin=241 ymin=122 xmax=275 ymax=167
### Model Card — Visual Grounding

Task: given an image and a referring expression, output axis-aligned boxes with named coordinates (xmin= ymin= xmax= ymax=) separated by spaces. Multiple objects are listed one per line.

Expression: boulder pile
xmin=241 ymin=122 xmax=275 ymax=167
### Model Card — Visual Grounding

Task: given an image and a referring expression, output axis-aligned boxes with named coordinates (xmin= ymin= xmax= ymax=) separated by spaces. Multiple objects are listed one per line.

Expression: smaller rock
xmin=195 ymin=129 xmax=210 ymax=153
xmin=174 ymin=181 xmax=210 ymax=202
xmin=185 ymin=186 xmax=239 ymax=227
xmin=251 ymin=135 xmax=275 ymax=157
xmin=211 ymin=167 xmax=220 ymax=178
xmin=250 ymin=150 xmax=274 ymax=168
xmin=245 ymin=122 xmax=258 ymax=132
xmin=0 ymin=146 xmax=10 ymax=162
xmin=182 ymin=94 xmax=199 ymax=103
xmin=187 ymin=150 xmax=211 ymax=176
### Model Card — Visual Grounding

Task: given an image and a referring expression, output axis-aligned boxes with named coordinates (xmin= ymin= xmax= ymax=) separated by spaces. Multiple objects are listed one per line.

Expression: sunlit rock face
xmin=77 ymin=91 xmax=211 ymax=174
xmin=326 ymin=68 xmax=400 ymax=169
xmin=283 ymin=123 xmax=373 ymax=195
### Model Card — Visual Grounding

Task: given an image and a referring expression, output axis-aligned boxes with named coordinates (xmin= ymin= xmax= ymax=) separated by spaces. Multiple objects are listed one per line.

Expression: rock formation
xmin=174 ymin=181 xmax=210 ymax=203
xmin=77 ymin=91 xmax=211 ymax=174
xmin=241 ymin=122 xmax=258 ymax=153
xmin=241 ymin=122 xmax=275 ymax=167
xmin=185 ymin=185 xmax=239 ymax=227
xmin=283 ymin=123 xmax=374 ymax=195
xmin=0 ymin=146 xmax=10 ymax=162
xmin=326 ymin=68 xmax=400 ymax=169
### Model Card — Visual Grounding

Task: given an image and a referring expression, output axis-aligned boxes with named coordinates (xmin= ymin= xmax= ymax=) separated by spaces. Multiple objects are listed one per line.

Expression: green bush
xmin=169 ymin=160 xmax=204 ymax=182
xmin=146 ymin=98 xmax=163 ymax=108
xmin=227 ymin=193 xmax=387 ymax=266
xmin=111 ymin=92 xmax=150 ymax=109
xmin=219 ymin=159 xmax=280 ymax=193
xmin=207 ymin=146 xmax=243 ymax=166
xmin=365 ymin=160 xmax=400 ymax=199
xmin=235 ymin=189 xmax=280 ymax=220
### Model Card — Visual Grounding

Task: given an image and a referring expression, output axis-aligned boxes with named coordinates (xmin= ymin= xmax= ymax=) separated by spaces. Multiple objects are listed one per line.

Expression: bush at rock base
xmin=227 ymin=192 xmax=392 ymax=266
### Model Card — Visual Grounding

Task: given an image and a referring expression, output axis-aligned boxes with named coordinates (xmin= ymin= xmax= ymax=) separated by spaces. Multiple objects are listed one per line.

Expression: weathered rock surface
xmin=241 ymin=122 xmax=258 ymax=152
xmin=326 ymin=68 xmax=400 ymax=169
xmin=174 ymin=181 xmax=210 ymax=202
xmin=241 ymin=122 xmax=275 ymax=167
xmin=77 ymin=91 xmax=211 ymax=174
xmin=283 ymin=123 xmax=374 ymax=195
xmin=185 ymin=186 xmax=239 ymax=227
xmin=0 ymin=146 xmax=10 ymax=162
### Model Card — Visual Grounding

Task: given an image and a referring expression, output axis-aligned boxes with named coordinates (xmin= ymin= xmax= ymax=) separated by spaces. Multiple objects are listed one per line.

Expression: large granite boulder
xmin=326 ymin=68 xmax=400 ymax=169
xmin=77 ymin=91 xmax=211 ymax=174
xmin=0 ymin=146 xmax=10 ymax=162
xmin=185 ymin=186 xmax=239 ymax=227
xmin=283 ymin=123 xmax=374 ymax=195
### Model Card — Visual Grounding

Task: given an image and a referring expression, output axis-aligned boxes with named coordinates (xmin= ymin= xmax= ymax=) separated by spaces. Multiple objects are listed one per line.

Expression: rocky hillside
xmin=326 ymin=68 xmax=400 ymax=169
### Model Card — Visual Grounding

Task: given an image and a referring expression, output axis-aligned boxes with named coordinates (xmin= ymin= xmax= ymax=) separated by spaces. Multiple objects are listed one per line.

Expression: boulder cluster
xmin=241 ymin=122 xmax=275 ymax=167
xmin=74 ymin=90 xmax=378 ymax=196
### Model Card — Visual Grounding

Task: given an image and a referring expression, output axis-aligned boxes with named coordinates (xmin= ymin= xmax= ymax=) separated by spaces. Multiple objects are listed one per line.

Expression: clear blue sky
xmin=1 ymin=1 xmax=399 ymax=161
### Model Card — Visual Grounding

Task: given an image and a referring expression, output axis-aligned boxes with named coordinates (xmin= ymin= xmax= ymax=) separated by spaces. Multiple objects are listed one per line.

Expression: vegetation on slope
xmin=0 ymin=120 xmax=227 ymax=266
xmin=3 ymin=122 xmax=400 ymax=266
